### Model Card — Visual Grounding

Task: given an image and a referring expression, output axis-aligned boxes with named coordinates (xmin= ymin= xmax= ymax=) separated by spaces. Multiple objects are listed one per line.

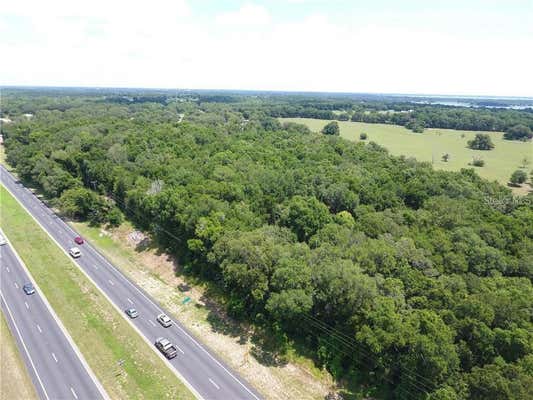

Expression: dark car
xmin=155 ymin=337 xmax=178 ymax=359
xmin=74 ymin=236 xmax=84 ymax=245
xmin=125 ymin=308 xmax=139 ymax=318
xmin=23 ymin=283 xmax=35 ymax=295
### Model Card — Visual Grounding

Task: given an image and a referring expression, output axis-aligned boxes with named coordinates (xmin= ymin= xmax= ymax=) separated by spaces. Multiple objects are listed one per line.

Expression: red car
xmin=74 ymin=236 xmax=84 ymax=245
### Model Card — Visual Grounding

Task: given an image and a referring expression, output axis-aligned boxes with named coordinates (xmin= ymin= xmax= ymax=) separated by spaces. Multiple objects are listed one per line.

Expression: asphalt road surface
xmin=0 ymin=233 xmax=106 ymax=400
xmin=1 ymin=165 xmax=262 ymax=400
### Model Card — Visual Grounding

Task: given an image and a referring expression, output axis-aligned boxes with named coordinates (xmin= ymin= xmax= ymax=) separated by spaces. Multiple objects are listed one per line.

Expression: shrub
xmin=472 ymin=158 xmax=485 ymax=167
xmin=360 ymin=132 xmax=368 ymax=140
xmin=406 ymin=119 xmax=425 ymax=133
xmin=468 ymin=134 xmax=495 ymax=150
xmin=107 ymin=207 xmax=124 ymax=226
xmin=504 ymin=124 xmax=532 ymax=141
xmin=321 ymin=121 xmax=340 ymax=135
xmin=510 ymin=169 xmax=527 ymax=185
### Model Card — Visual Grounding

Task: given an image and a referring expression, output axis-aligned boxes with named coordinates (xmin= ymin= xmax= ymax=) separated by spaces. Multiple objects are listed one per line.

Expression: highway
xmin=1 ymin=165 xmax=262 ymax=400
xmin=0 ymin=231 xmax=106 ymax=400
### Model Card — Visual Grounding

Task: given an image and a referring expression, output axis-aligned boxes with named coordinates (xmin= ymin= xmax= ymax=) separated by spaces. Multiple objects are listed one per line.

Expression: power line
xmin=300 ymin=314 xmax=435 ymax=398
xmin=94 ymin=183 xmax=437 ymax=398
xmin=301 ymin=321 xmax=420 ymax=400
xmin=301 ymin=312 xmax=439 ymax=393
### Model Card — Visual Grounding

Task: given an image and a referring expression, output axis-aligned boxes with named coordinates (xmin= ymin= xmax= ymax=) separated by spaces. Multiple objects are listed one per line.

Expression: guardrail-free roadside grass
xmin=0 ymin=185 xmax=195 ymax=400
xmin=72 ymin=222 xmax=334 ymax=400
xmin=0 ymin=312 xmax=38 ymax=400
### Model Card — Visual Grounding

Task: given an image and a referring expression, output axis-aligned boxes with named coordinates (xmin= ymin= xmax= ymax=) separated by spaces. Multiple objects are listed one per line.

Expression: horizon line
xmin=2 ymin=84 xmax=533 ymax=101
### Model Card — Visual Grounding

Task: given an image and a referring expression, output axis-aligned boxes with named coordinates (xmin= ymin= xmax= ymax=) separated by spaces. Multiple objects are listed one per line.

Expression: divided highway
xmin=1 ymin=165 xmax=262 ymax=400
xmin=0 ymin=231 xmax=106 ymax=400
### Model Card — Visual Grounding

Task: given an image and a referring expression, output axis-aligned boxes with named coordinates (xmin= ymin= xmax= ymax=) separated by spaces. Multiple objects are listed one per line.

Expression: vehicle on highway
xmin=155 ymin=337 xmax=178 ymax=359
xmin=125 ymin=308 xmax=139 ymax=318
xmin=69 ymin=247 xmax=82 ymax=258
xmin=0 ymin=233 xmax=6 ymax=246
xmin=74 ymin=236 xmax=84 ymax=245
xmin=23 ymin=283 xmax=35 ymax=295
xmin=157 ymin=313 xmax=173 ymax=327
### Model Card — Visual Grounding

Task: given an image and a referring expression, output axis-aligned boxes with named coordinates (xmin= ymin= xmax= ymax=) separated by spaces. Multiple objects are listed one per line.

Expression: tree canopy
xmin=468 ymin=134 xmax=495 ymax=150
xmin=3 ymin=88 xmax=533 ymax=400
xmin=321 ymin=121 xmax=340 ymax=135
xmin=510 ymin=170 xmax=528 ymax=185
xmin=504 ymin=125 xmax=533 ymax=141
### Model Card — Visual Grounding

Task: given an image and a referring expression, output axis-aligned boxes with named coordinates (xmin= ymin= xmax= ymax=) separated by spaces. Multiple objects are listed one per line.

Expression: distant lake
xmin=413 ymin=100 xmax=533 ymax=110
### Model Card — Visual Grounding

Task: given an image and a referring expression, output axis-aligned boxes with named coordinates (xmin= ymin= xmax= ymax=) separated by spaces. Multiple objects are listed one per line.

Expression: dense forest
xmin=2 ymin=89 xmax=533 ymax=399
xmin=248 ymin=100 xmax=533 ymax=134
xmin=4 ymin=88 xmax=533 ymax=135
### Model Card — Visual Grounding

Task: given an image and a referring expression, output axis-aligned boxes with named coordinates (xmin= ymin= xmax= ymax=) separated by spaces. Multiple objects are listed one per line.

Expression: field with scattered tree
xmin=281 ymin=118 xmax=532 ymax=191
xmin=2 ymin=88 xmax=533 ymax=399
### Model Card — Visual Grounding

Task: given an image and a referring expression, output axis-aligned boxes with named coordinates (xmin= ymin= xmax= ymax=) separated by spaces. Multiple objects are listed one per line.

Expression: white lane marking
xmin=127 ymin=298 xmax=133 ymax=305
xmin=85 ymin=237 xmax=261 ymax=399
xmin=176 ymin=345 xmax=185 ymax=354
xmin=93 ymin=264 xmax=99 ymax=270
xmin=209 ymin=378 xmax=220 ymax=390
xmin=175 ymin=323 xmax=260 ymax=398
xmin=0 ymin=222 xmax=110 ymax=400
xmin=0 ymin=292 xmax=51 ymax=400
xmin=70 ymin=387 xmax=78 ymax=399
xmin=1 ymin=179 xmax=200 ymax=400
xmin=148 ymin=319 xmax=156 ymax=327
xmin=52 ymin=352 xmax=58 ymax=363
xmin=14 ymin=282 xmax=19 ymax=289
xmin=108 ymin=280 xmax=114 ymax=286
xmin=25 ymin=302 xmax=29 ymax=309
xmin=37 ymin=324 xmax=42 ymax=333
xmin=5 ymin=266 xmax=9 ymax=272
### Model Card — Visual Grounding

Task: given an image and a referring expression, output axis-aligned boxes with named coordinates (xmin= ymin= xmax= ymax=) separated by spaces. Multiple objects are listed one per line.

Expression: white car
xmin=0 ymin=233 xmax=6 ymax=246
xmin=157 ymin=313 xmax=173 ymax=327
xmin=69 ymin=247 xmax=82 ymax=258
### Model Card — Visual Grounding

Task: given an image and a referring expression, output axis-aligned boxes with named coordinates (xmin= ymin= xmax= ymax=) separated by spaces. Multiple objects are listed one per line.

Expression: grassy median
xmin=0 ymin=185 xmax=195 ymax=400
xmin=0 ymin=313 xmax=38 ymax=400
xmin=70 ymin=222 xmax=333 ymax=400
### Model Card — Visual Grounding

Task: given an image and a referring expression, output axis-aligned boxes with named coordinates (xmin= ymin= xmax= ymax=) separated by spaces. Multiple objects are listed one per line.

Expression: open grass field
xmin=281 ymin=118 xmax=533 ymax=190
xmin=0 ymin=313 xmax=38 ymax=400
xmin=0 ymin=185 xmax=194 ymax=400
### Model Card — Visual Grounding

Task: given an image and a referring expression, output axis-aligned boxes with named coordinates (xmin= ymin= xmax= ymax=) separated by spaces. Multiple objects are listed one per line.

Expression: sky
xmin=1 ymin=0 xmax=532 ymax=97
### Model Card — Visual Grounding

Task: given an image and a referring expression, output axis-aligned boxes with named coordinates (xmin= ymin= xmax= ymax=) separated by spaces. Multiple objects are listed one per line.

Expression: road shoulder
xmin=0 ymin=184 xmax=196 ymax=400
xmin=0 ymin=312 xmax=38 ymax=400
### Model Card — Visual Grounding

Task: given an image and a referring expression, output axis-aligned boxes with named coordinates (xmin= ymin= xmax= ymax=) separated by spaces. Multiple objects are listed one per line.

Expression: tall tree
xmin=321 ymin=121 xmax=340 ymax=135
xmin=468 ymin=134 xmax=495 ymax=150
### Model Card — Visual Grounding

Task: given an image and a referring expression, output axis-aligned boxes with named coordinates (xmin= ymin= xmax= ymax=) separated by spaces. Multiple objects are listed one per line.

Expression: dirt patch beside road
xmin=74 ymin=222 xmax=335 ymax=400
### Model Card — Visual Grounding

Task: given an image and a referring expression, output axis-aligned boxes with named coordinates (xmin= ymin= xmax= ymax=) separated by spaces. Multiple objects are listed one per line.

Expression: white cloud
xmin=1 ymin=1 xmax=532 ymax=96
xmin=2 ymin=0 xmax=190 ymax=20
xmin=215 ymin=3 xmax=271 ymax=26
